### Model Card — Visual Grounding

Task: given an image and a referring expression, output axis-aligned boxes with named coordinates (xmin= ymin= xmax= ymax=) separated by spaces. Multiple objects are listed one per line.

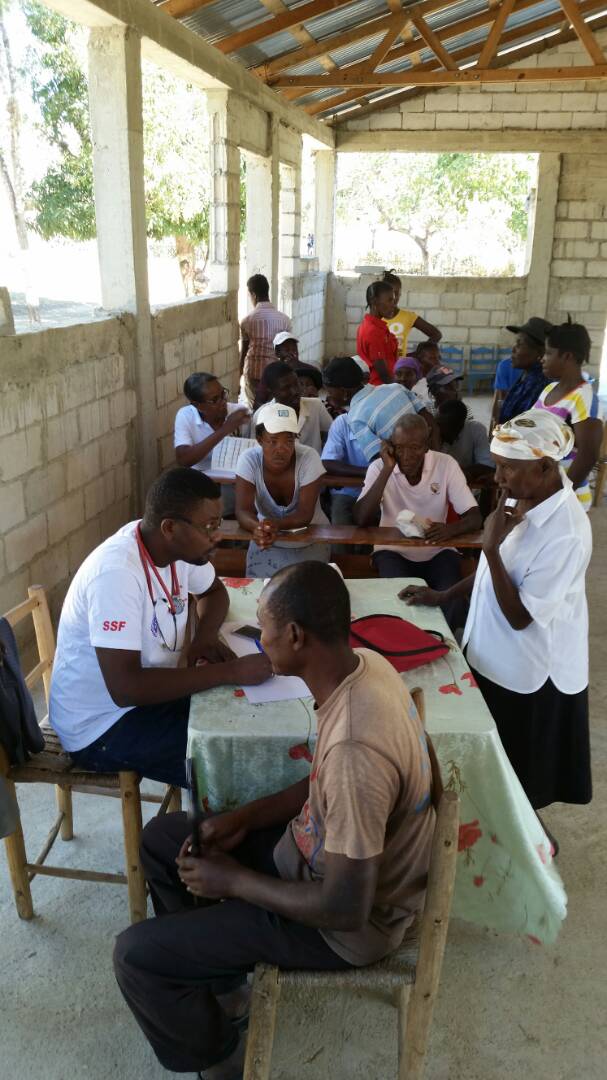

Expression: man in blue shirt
xmin=499 ymin=317 xmax=552 ymax=424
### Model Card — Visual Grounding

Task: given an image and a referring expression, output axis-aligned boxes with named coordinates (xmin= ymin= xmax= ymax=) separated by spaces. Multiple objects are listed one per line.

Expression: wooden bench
xmin=1 ymin=585 xmax=181 ymax=924
xmin=213 ymin=522 xmax=483 ymax=578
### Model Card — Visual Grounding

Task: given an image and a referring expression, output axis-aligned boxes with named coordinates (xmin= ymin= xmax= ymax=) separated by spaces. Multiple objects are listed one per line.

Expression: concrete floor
xmin=1 ymin=510 xmax=606 ymax=1079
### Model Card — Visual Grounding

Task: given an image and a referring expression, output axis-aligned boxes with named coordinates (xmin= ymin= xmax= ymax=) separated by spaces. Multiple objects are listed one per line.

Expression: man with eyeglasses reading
xmin=174 ymin=372 xmax=250 ymax=516
xmin=49 ymin=468 xmax=272 ymax=787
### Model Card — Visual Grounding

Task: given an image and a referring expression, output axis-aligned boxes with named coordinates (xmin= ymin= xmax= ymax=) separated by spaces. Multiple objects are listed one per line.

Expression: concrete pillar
xmin=278 ymin=134 xmax=303 ymax=315
xmin=525 ymin=152 xmax=561 ymax=320
xmin=88 ymin=26 xmax=157 ymax=499
xmin=314 ymin=149 xmax=336 ymax=273
xmin=206 ymin=90 xmax=241 ymax=297
xmin=245 ymin=153 xmax=272 ymax=281
xmin=270 ymin=117 xmax=281 ymax=304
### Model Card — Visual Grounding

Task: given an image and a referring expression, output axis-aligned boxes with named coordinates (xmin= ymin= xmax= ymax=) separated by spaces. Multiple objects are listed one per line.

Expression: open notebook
xmin=208 ymin=436 xmax=256 ymax=480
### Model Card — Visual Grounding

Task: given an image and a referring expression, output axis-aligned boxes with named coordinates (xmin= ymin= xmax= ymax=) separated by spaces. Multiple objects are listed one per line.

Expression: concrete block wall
xmin=325 ymin=273 xmax=526 ymax=358
xmin=291 ymin=266 xmax=327 ymax=367
xmin=152 ymin=295 xmax=240 ymax=470
xmin=345 ymin=35 xmax=607 ymax=135
xmin=548 ymin=153 xmax=607 ymax=372
xmin=0 ymin=318 xmax=137 ymax=622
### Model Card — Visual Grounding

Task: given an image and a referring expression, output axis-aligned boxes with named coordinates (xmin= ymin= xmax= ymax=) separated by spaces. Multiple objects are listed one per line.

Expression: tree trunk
xmin=175 ymin=234 xmax=195 ymax=297
xmin=0 ymin=10 xmax=40 ymax=323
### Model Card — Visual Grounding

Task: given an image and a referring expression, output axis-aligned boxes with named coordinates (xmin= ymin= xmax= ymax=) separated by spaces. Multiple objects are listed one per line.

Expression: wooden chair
xmin=243 ymin=689 xmax=460 ymax=1080
xmin=440 ymin=344 xmax=465 ymax=377
xmin=1 ymin=585 xmax=181 ymax=924
xmin=592 ymin=421 xmax=607 ymax=508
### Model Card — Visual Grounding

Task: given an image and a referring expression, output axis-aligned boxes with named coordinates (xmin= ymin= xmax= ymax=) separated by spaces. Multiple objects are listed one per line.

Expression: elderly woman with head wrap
xmin=402 ymin=410 xmax=592 ymax=843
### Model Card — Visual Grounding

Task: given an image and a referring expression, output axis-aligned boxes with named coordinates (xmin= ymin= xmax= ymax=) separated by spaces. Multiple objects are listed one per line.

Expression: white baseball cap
xmin=273 ymin=331 xmax=299 ymax=348
xmin=256 ymin=402 xmax=300 ymax=435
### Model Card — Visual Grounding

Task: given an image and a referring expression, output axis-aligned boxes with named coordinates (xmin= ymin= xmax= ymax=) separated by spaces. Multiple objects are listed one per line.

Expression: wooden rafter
xmin=558 ymin=0 xmax=607 ymax=63
xmin=215 ymin=0 xmax=355 ymax=55
xmin=276 ymin=0 xmax=556 ymax=105
xmin=327 ymin=9 xmax=607 ymax=120
xmin=256 ymin=0 xmax=340 ymax=82
xmin=361 ymin=17 xmax=411 ymax=74
xmin=477 ymin=0 xmax=517 ymax=68
xmin=273 ymin=63 xmax=607 ymax=88
xmin=409 ymin=12 xmax=457 ymax=70
xmin=159 ymin=0 xmax=224 ymax=19
xmin=252 ymin=0 xmax=467 ymax=80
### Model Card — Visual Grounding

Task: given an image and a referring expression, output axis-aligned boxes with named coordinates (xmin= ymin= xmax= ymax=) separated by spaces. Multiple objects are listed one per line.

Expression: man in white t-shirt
xmin=49 ymin=468 xmax=271 ymax=786
xmin=251 ymin=361 xmax=332 ymax=454
xmin=353 ymin=413 xmax=481 ymax=629
xmin=174 ymin=372 xmax=250 ymax=516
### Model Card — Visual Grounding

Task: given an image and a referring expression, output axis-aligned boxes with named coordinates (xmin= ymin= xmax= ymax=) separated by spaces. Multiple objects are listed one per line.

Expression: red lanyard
xmin=136 ymin=525 xmax=180 ymax=615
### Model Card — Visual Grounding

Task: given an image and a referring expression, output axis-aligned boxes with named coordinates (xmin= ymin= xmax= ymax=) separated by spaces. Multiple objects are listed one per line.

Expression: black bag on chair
xmin=0 ymin=617 xmax=44 ymax=766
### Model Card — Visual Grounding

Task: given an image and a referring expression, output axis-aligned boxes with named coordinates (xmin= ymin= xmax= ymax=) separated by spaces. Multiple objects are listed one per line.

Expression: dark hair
xmin=366 ymin=281 xmax=393 ymax=309
xmin=437 ymin=399 xmax=468 ymax=425
xmin=264 ymin=562 xmax=351 ymax=644
xmin=143 ymin=467 xmax=221 ymax=527
xmin=415 ymin=340 xmax=440 ymax=357
xmin=247 ymin=273 xmax=270 ymax=301
xmin=263 ymin=360 xmax=294 ymax=393
xmin=296 ymin=366 xmax=322 ymax=391
xmin=183 ymin=372 xmax=218 ymax=403
xmin=322 ymin=356 xmax=364 ymax=389
xmin=545 ymin=316 xmax=591 ymax=365
xmin=382 ymin=269 xmax=401 ymax=289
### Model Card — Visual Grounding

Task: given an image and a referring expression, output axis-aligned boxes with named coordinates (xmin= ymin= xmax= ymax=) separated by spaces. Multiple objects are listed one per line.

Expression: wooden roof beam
xmin=277 ymin=63 xmax=607 ymax=87
xmin=215 ymin=0 xmax=356 ymax=54
xmin=253 ymin=0 xmax=465 ymax=79
xmin=409 ymin=12 xmax=457 ymax=69
xmin=276 ymin=0 xmax=551 ymax=103
xmin=558 ymin=0 xmax=607 ymax=63
xmin=330 ymin=9 xmax=604 ymax=120
xmin=361 ymin=16 xmax=412 ymax=74
xmin=159 ymin=0 xmax=225 ymax=19
xmin=477 ymin=0 xmax=517 ymax=68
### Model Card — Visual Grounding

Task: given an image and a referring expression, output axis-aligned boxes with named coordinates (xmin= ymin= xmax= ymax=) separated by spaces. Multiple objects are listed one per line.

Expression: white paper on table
xmin=222 ymin=621 xmax=311 ymax=704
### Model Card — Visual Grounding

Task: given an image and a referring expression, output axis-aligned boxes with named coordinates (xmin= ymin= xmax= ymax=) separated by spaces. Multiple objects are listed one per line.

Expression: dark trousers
xmin=372 ymin=548 xmax=466 ymax=632
xmin=113 ymin=812 xmax=351 ymax=1073
xmin=70 ymin=698 xmax=191 ymax=787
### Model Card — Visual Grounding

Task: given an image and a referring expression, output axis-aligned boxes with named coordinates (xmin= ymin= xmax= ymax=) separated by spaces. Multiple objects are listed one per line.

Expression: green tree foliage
xmin=336 ymin=151 xmax=534 ymax=274
xmin=23 ymin=1 xmax=211 ymax=249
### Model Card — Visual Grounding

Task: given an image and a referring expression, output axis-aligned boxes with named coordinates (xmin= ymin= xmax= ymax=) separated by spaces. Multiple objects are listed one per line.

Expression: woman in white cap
xmin=402 ymin=410 xmax=592 ymax=848
xmin=235 ymin=402 xmax=330 ymax=577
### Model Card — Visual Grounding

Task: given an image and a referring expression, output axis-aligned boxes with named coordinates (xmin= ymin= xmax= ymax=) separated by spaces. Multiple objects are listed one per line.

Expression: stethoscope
xmin=136 ymin=525 xmax=185 ymax=652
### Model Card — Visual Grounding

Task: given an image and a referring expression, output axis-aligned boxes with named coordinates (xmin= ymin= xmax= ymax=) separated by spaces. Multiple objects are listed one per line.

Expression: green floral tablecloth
xmin=188 ymin=577 xmax=567 ymax=944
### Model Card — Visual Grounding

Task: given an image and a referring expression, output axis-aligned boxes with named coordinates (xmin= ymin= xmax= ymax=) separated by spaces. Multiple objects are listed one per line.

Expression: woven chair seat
xmin=274 ymin=923 xmax=420 ymax=991
xmin=8 ymin=720 xmax=121 ymax=789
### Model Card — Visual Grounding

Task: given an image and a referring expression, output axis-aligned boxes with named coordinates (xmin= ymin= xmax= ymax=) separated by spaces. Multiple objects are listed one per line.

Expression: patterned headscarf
xmin=490 ymin=409 xmax=574 ymax=461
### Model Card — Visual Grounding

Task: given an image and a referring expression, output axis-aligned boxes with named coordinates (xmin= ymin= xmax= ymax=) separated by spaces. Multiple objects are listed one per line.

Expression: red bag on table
xmin=349 ymin=614 xmax=449 ymax=673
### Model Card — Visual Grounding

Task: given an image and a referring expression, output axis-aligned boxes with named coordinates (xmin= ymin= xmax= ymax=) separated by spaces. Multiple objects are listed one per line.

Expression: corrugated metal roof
xmin=169 ymin=0 xmax=602 ymax=121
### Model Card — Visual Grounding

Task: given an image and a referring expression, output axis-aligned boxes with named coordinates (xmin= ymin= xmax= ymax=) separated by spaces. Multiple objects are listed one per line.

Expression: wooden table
xmin=188 ymin=578 xmax=567 ymax=945
xmin=208 ymin=472 xmax=364 ymax=489
xmin=217 ymin=519 xmax=484 ymax=549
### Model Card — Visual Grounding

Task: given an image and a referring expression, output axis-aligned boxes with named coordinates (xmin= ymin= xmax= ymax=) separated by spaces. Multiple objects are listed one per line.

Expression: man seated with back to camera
xmin=49 ymin=469 xmax=271 ymax=788
xmin=113 ymin=562 xmax=435 ymax=1080
xmin=353 ymin=413 xmax=482 ymax=630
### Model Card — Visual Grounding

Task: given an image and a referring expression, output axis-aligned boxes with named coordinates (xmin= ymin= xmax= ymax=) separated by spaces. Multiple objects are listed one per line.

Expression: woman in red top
xmin=356 ymin=282 xmax=399 ymax=385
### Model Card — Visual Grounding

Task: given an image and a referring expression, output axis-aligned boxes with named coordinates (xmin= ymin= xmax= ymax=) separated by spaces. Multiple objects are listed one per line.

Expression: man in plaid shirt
xmin=240 ymin=274 xmax=291 ymax=405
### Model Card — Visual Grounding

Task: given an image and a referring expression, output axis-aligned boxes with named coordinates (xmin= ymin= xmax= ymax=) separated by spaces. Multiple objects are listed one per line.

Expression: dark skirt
xmin=471 ymin=668 xmax=592 ymax=810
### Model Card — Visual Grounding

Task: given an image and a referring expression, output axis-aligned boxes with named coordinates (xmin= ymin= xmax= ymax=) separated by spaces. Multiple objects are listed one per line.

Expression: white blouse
xmin=462 ymin=474 xmax=592 ymax=695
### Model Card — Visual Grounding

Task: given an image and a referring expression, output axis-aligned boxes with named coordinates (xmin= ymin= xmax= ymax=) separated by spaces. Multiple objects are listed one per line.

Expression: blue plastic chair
xmin=440 ymin=345 xmax=465 ymax=377
xmin=467 ymin=346 xmax=496 ymax=395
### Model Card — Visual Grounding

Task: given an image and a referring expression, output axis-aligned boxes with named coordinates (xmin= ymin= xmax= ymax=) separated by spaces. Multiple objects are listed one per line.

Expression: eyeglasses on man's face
xmin=201 ymin=387 xmax=229 ymax=407
xmin=173 ymin=516 xmax=223 ymax=538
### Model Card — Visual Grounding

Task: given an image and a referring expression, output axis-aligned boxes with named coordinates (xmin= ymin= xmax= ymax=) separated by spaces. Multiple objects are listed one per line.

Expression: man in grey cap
xmin=497 ymin=316 xmax=552 ymax=425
